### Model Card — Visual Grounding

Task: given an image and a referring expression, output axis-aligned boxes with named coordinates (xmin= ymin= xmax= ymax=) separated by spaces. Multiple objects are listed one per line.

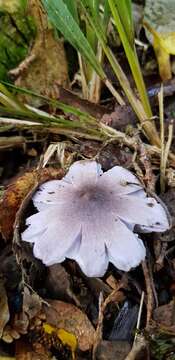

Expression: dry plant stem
xmin=148 ymin=259 xmax=158 ymax=308
xmin=135 ymin=291 xmax=145 ymax=338
xmin=0 ymin=118 xmax=161 ymax=156
xmin=142 ymin=260 xmax=154 ymax=328
xmin=101 ymin=124 xmax=162 ymax=158
xmin=78 ymin=52 xmax=89 ymax=100
xmin=158 ymin=85 xmax=165 ymax=193
xmin=104 ymin=78 xmax=125 ymax=105
xmin=102 ymin=49 xmax=160 ymax=146
xmin=0 ymin=136 xmax=26 ymax=150
xmin=92 ymin=292 xmax=104 ymax=360
xmin=164 ymin=120 xmax=174 ymax=170
xmin=89 ymin=43 xmax=103 ymax=103
xmin=9 ymin=54 xmax=36 ymax=78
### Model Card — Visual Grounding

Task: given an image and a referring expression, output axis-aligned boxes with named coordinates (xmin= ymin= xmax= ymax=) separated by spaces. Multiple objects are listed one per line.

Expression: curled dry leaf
xmin=0 ymin=167 xmax=64 ymax=241
xmin=43 ymin=300 xmax=95 ymax=351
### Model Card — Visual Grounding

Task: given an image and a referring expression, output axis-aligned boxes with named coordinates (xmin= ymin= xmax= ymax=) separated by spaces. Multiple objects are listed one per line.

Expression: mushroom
xmin=22 ymin=160 xmax=170 ymax=277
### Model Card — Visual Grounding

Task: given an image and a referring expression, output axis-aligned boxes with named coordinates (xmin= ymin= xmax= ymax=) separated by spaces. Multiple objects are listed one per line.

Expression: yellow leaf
xmin=42 ymin=323 xmax=55 ymax=335
xmin=143 ymin=21 xmax=175 ymax=80
xmin=57 ymin=328 xmax=77 ymax=356
xmin=42 ymin=323 xmax=77 ymax=359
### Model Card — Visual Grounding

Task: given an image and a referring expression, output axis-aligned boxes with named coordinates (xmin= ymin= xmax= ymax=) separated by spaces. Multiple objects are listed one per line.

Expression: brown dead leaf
xmin=0 ymin=281 xmax=10 ymax=338
xmin=16 ymin=339 xmax=51 ymax=360
xmin=43 ymin=300 xmax=95 ymax=351
xmin=59 ymin=87 xmax=107 ymax=119
xmin=101 ymin=105 xmax=136 ymax=131
xmin=0 ymin=167 xmax=64 ymax=241
xmin=153 ymin=300 xmax=175 ymax=332
xmin=10 ymin=0 xmax=69 ymax=107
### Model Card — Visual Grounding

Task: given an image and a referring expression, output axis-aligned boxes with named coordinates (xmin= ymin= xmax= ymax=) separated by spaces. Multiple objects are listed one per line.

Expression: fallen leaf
xmin=43 ymin=300 xmax=95 ymax=351
xmin=144 ymin=21 xmax=175 ymax=80
xmin=153 ymin=300 xmax=175 ymax=332
xmin=43 ymin=323 xmax=77 ymax=359
xmin=144 ymin=1 xmax=175 ymax=80
xmin=11 ymin=0 xmax=69 ymax=107
xmin=0 ymin=167 xmax=64 ymax=240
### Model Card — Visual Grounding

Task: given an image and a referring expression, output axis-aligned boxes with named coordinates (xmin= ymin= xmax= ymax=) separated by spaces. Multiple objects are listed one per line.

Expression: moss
xmin=0 ymin=1 xmax=36 ymax=81
xmin=150 ymin=334 xmax=175 ymax=360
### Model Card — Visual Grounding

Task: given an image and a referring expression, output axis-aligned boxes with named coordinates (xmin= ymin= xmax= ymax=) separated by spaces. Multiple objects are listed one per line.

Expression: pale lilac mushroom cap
xmin=22 ymin=160 xmax=170 ymax=277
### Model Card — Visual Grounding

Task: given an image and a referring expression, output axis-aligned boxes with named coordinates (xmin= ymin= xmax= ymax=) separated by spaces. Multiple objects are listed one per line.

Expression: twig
xmin=142 ymin=260 xmax=154 ymax=328
xmin=147 ymin=258 xmax=158 ymax=309
xmin=9 ymin=54 xmax=36 ymax=78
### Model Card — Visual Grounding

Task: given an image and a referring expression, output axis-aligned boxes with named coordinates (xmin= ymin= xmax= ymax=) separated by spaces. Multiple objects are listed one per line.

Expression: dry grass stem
xmin=135 ymin=291 xmax=145 ymax=339
xmin=164 ymin=120 xmax=174 ymax=172
xmin=158 ymin=84 xmax=165 ymax=192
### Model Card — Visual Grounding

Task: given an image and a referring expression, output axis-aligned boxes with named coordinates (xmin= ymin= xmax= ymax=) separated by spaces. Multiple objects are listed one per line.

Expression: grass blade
xmin=41 ymin=0 xmax=104 ymax=79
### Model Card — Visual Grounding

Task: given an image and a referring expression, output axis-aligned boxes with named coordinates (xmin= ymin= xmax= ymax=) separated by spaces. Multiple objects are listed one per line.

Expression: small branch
xmin=142 ymin=260 xmax=154 ymax=328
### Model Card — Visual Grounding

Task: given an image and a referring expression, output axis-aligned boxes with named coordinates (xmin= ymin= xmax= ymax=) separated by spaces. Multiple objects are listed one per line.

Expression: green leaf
xmin=64 ymin=0 xmax=79 ymax=24
xmin=108 ymin=0 xmax=152 ymax=118
xmin=41 ymin=0 xmax=105 ymax=79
